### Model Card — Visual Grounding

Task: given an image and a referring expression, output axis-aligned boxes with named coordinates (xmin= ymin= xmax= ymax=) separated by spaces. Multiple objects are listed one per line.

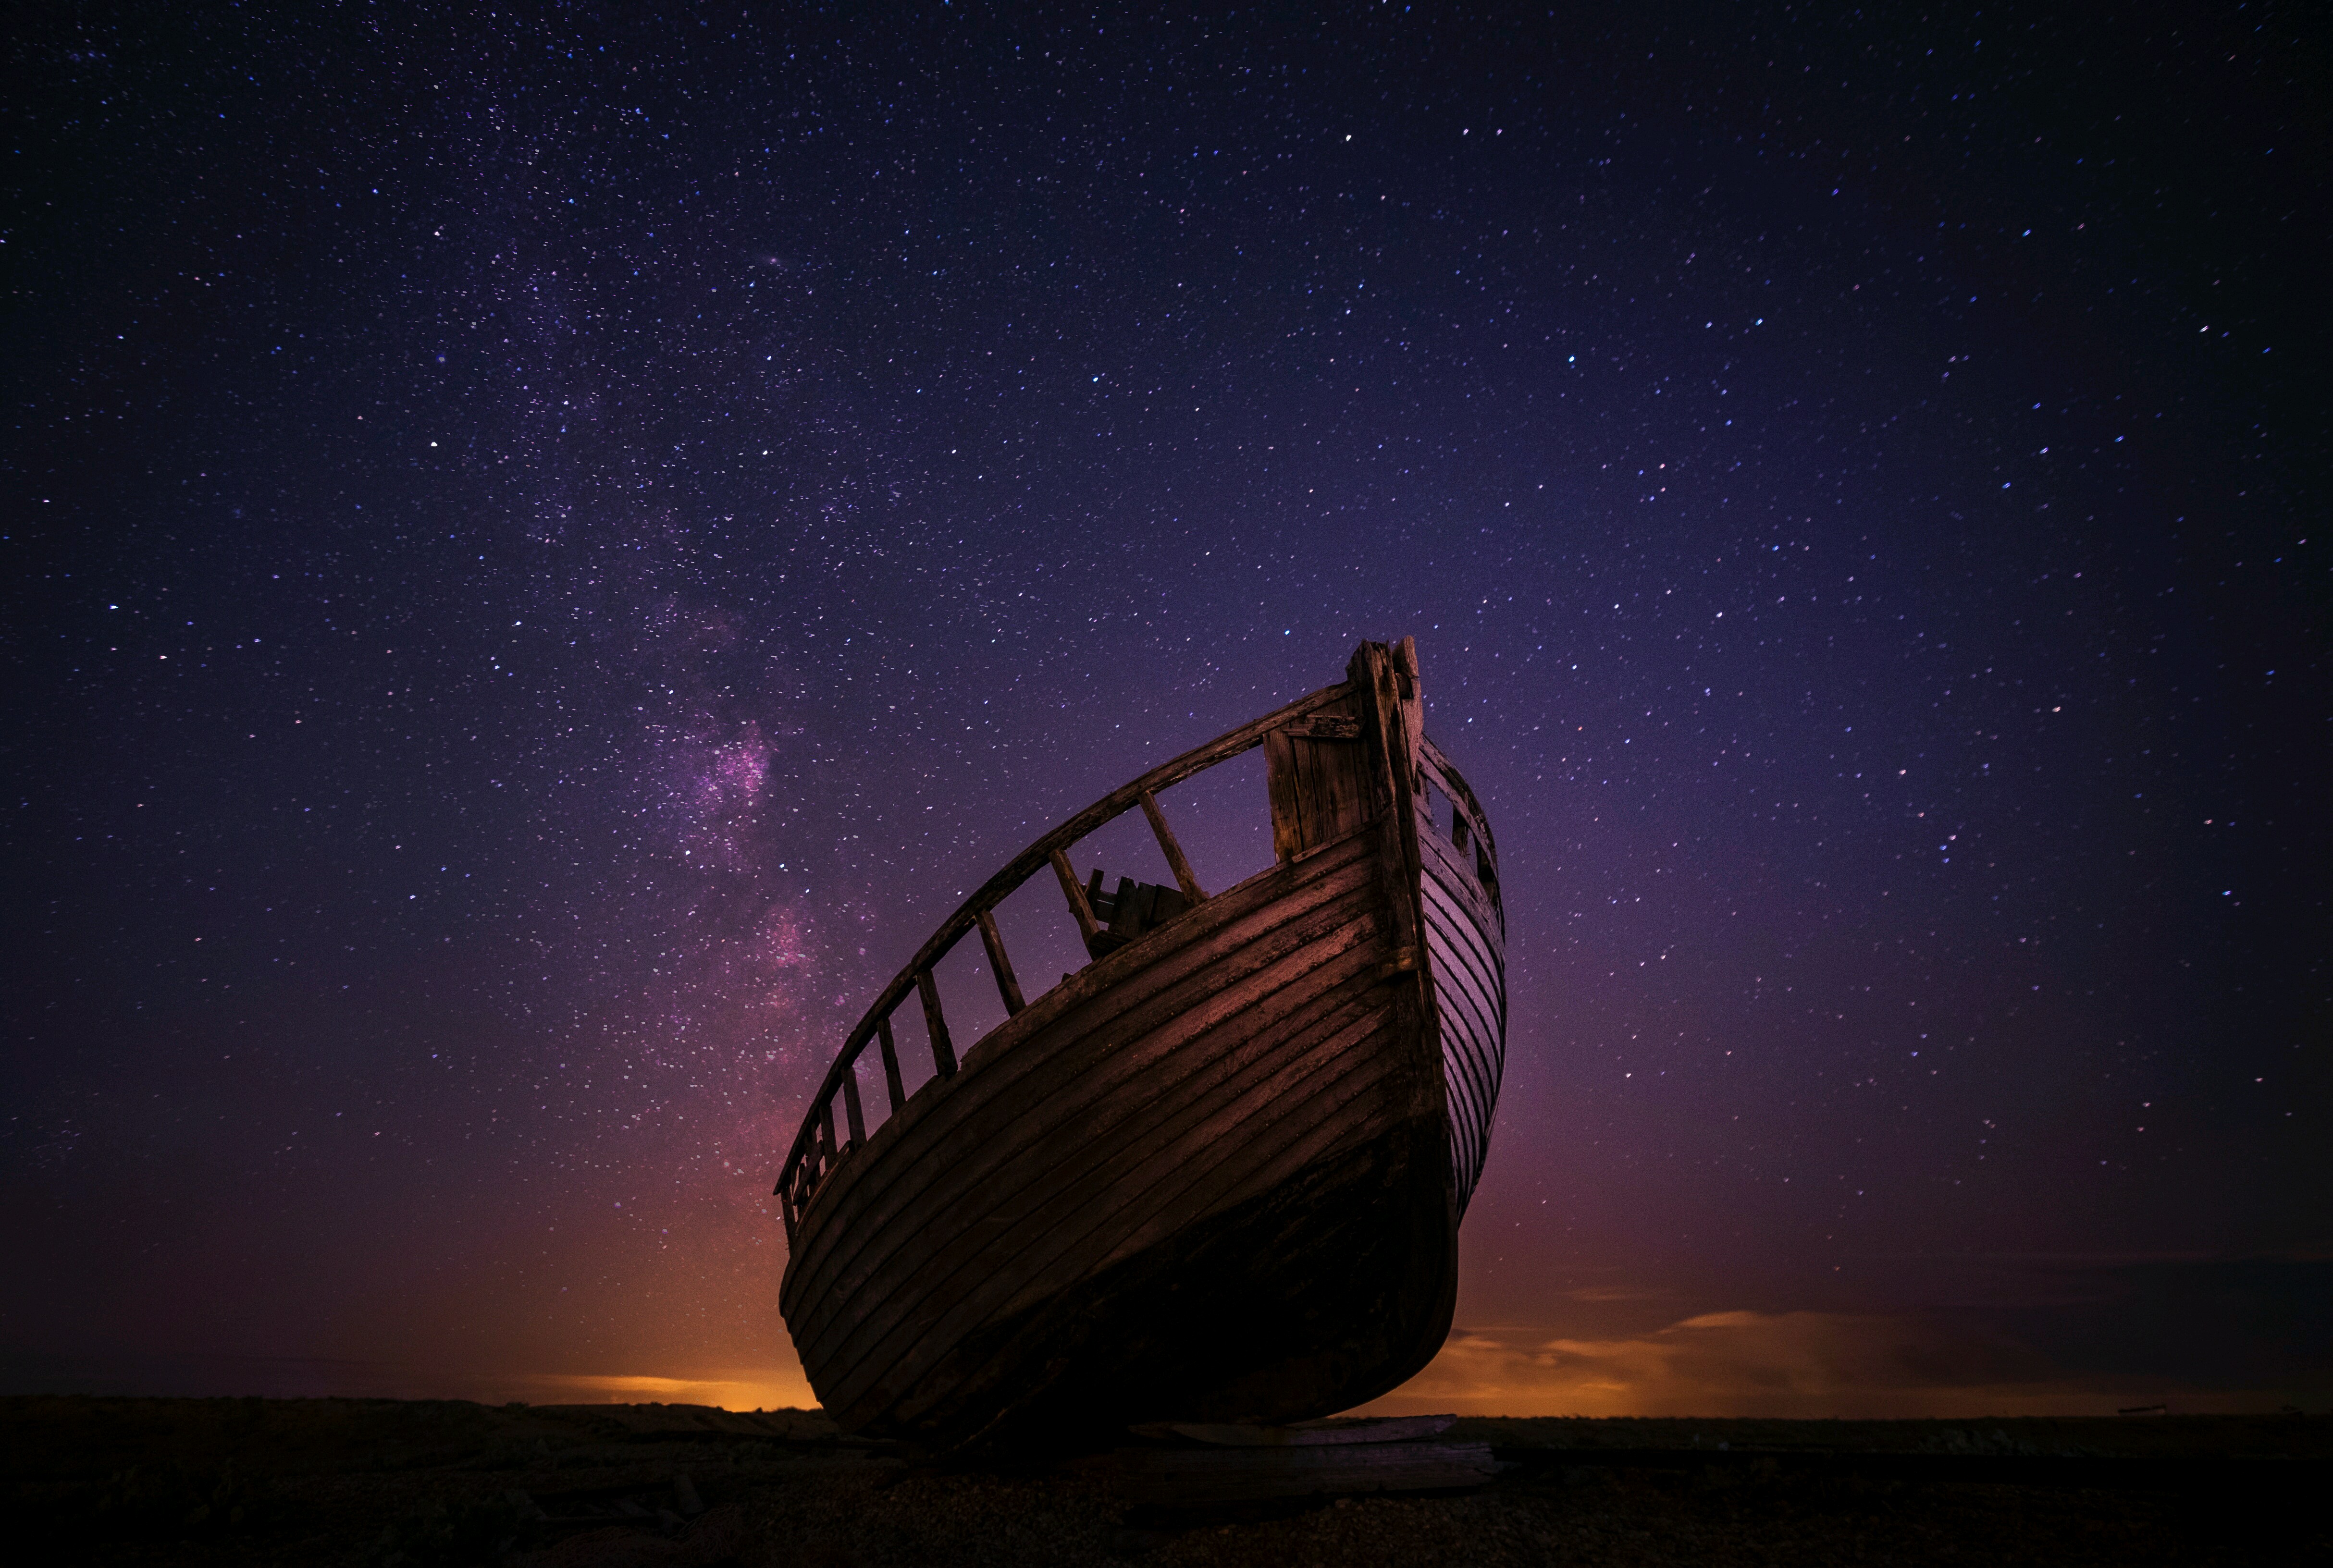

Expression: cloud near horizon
xmin=1353 ymin=1309 xmax=2271 ymax=1420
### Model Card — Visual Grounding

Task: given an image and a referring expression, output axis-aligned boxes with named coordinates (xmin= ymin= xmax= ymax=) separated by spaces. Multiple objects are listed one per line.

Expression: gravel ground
xmin=6 ymin=1398 xmax=2322 ymax=1567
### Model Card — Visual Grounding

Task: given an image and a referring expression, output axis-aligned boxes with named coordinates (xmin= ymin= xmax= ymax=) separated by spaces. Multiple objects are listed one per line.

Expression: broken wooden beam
xmin=1139 ymin=789 xmax=1208 ymax=904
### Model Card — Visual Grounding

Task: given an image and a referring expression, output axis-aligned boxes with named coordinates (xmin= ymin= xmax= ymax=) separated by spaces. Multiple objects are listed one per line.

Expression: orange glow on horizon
xmin=509 ymin=1368 xmax=818 ymax=1410
xmin=1351 ymin=1309 xmax=2294 ymax=1420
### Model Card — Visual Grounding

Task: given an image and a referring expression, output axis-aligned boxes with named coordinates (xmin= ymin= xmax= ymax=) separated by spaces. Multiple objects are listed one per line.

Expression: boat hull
xmin=780 ymin=826 xmax=1454 ymax=1444
xmin=775 ymin=641 xmax=1504 ymax=1447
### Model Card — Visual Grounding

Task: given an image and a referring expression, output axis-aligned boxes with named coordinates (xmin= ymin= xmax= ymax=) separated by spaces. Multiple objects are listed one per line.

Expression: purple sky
xmin=6 ymin=1 xmax=2324 ymax=1415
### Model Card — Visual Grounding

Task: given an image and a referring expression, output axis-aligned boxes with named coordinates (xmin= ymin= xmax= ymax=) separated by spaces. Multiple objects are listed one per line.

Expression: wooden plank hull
xmin=1419 ymin=788 xmax=1506 ymax=1215
xmin=776 ymin=641 xmax=1505 ymax=1447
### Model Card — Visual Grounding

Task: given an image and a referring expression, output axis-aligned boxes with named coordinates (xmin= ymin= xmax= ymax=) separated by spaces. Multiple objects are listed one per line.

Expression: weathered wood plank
xmin=1265 ymin=693 xmax=1371 ymax=861
xmin=793 ymin=863 xmax=1400 ymax=1362
xmin=842 ymin=1065 xmax=866 ymax=1148
xmin=1418 ymin=810 xmax=1504 ymax=940
xmin=834 ymin=1001 xmax=1406 ymax=1423
xmin=916 ymin=969 xmax=956 ymax=1077
xmin=783 ymin=834 xmax=1381 ymax=1319
xmin=1431 ymin=962 xmax=1499 ymax=1103
xmin=877 ymin=1015 xmax=906 ymax=1114
xmin=795 ymin=895 xmax=1397 ymax=1371
xmin=1422 ymin=898 xmax=1502 ymax=1054
xmin=1420 ymin=872 xmax=1503 ymax=1006
xmin=1345 ymin=640 xmax=1441 ymax=1150
xmin=1283 ymin=713 xmax=1363 ymax=740
xmin=811 ymin=979 xmax=1398 ymax=1400
xmin=1431 ymin=969 xmax=1502 ymax=1118
xmin=815 ymin=936 xmax=1400 ymax=1396
xmin=1050 ymin=848 xmax=1103 ymax=948
xmin=975 ymin=908 xmax=1025 ymax=1016
xmin=1434 ymin=1011 xmax=1496 ymax=1201
xmin=784 ymin=851 xmax=1383 ymax=1327
xmin=1139 ymin=789 xmax=1208 ymax=904
xmin=815 ymin=984 xmax=1398 ymax=1401
xmin=1420 ymin=864 xmax=1505 ymax=1212
xmin=875 ymin=1039 xmax=1443 ymax=1439
xmin=790 ymin=867 xmax=1388 ymax=1349
xmin=858 ymin=1011 xmax=1407 ymax=1428
xmin=1420 ymin=851 xmax=1506 ymax=1038
xmin=1301 ymin=739 xmax=1371 ymax=847
xmin=1262 ymin=730 xmax=1301 ymax=865
xmin=788 ymin=849 xmax=1400 ymax=1325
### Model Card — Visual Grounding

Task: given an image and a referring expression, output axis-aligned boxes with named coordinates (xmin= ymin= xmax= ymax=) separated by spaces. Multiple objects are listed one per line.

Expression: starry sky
xmin=6 ymin=3 xmax=2325 ymax=1417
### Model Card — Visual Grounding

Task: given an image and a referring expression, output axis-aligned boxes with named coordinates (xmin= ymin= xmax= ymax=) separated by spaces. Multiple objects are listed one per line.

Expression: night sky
xmin=7 ymin=3 xmax=2325 ymax=1418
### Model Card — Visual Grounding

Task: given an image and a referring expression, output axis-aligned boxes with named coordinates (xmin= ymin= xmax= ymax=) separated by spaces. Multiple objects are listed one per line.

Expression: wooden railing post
xmin=877 ymin=1015 xmax=907 ymax=1112
xmin=916 ymin=969 xmax=957 ymax=1076
xmin=975 ymin=908 xmax=1026 ymax=1015
xmin=841 ymin=1062 xmax=866 ymax=1147
xmin=1139 ymin=789 xmax=1207 ymax=904
xmin=1051 ymin=849 xmax=1102 ymax=948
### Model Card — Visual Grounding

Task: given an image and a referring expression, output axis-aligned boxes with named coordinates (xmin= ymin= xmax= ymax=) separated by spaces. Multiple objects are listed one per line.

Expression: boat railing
xmin=1417 ymin=735 xmax=1502 ymax=924
xmin=774 ymin=677 xmax=1356 ymax=1242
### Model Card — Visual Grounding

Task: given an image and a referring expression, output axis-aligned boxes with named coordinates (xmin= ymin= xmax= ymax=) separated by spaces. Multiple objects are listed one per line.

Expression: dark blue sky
xmin=6 ymin=2 xmax=2323 ymax=1413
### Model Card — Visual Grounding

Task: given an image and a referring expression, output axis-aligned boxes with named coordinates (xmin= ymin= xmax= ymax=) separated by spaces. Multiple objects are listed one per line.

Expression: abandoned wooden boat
xmin=772 ymin=638 xmax=1506 ymax=1447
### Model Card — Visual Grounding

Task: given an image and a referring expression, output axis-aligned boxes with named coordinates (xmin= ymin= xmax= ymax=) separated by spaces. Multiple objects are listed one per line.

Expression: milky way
xmin=6 ymin=3 xmax=2323 ymax=1413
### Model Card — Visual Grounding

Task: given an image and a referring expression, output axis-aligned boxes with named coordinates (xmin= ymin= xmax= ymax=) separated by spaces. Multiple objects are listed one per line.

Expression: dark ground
xmin=6 ymin=1397 xmax=2324 ymax=1567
